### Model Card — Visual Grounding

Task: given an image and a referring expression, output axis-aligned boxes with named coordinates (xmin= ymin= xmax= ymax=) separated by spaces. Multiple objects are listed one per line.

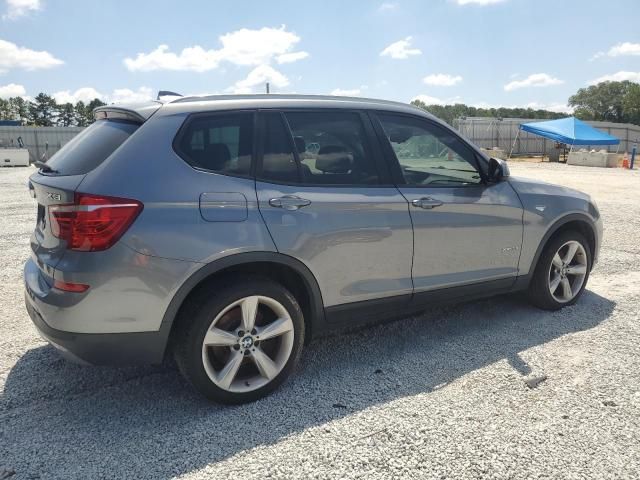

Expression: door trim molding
xmin=325 ymin=277 xmax=518 ymax=328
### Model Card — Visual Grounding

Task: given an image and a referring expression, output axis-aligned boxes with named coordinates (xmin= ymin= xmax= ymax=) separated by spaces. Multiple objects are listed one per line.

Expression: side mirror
xmin=487 ymin=157 xmax=509 ymax=182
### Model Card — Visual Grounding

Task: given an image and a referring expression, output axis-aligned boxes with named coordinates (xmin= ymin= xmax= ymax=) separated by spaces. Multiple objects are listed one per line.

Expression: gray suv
xmin=24 ymin=94 xmax=602 ymax=404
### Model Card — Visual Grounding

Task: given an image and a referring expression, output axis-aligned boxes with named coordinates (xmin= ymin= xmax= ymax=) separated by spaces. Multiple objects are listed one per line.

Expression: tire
xmin=528 ymin=230 xmax=592 ymax=311
xmin=173 ymin=276 xmax=305 ymax=404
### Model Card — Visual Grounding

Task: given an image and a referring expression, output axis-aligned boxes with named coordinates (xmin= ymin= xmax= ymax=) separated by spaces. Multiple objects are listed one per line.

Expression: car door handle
xmin=269 ymin=195 xmax=312 ymax=211
xmin=411 ymin=197 xmax=443 ymax=209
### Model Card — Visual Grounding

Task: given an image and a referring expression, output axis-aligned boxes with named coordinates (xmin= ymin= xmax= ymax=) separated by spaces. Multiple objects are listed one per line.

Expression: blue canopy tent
xmin=509 ymin=117 xmax=620 ymax=159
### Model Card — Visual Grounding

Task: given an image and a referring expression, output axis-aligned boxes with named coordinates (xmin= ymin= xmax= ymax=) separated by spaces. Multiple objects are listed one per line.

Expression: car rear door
xmin=255 ymin=109 xmax=414 ymax=318
xmin=371 ymin=111 xmax=524 ymax=296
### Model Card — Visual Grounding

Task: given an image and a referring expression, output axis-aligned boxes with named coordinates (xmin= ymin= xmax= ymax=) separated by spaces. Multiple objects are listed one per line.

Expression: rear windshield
xmin=45 ymin=119 xmax=139 ymax=175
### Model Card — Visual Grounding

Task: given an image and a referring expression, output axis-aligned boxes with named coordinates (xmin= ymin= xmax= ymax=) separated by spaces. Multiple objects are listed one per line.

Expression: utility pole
xmin=266 ymin=82 xmax=270 ymax=94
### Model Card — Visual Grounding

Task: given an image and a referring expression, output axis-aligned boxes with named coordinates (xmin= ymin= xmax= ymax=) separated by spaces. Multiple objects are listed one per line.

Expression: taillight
xmin=49 ymin=193 xmax=143 ymax=251
xmin=53 ymin=279 xmax=90 ymax=293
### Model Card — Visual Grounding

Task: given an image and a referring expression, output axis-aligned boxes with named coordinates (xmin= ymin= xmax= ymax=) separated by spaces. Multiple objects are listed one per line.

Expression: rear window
xmin=45 ymin=119 xmax=139 ymax=176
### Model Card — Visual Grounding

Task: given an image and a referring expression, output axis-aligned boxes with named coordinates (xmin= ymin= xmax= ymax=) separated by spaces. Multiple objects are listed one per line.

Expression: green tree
xmin=74 ymin=98 xmax=106 ymax=126
xmin=29 ymin=93 xmax=58 ymax=126
xmin=58 ymin=102 xmax=76 ymax=126
xmin=0 ymin=98 xmax=10 ymax=120
xmin=623 ymin=83 xmax=640 ymax=125
xmin=410 ymin=100 xmax=565 ymax=126
xmin=74 ymin=101 xmax=90 ymax=126
xmin=10 ymin=97 xmax=31 ymax=122
xmin=568 ymin=81 xmax=635 ymax=123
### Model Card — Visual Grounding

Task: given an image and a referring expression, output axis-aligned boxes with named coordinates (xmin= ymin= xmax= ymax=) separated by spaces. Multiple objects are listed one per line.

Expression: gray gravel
xmin=1 ymin=163 xmax=639 ymax=479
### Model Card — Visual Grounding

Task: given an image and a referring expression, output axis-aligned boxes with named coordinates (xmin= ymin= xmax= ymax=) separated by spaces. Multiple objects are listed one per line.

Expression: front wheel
xmin=528 ymin=231 xmax=592 ymax=310
xmin=174 ymin=277 xmax=305 ymax=404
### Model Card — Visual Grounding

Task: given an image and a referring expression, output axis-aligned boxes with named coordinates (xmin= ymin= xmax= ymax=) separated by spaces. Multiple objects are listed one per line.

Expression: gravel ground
xmin=1 ymin=162 xmax=639 ymax=479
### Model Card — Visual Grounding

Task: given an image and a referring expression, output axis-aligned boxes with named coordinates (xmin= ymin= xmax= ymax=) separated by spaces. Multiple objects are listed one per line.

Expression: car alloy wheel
xmin=548 ymin=240 xmax=588 ymax=303
xmin=201 ymin=295 xmax=295 ymax=393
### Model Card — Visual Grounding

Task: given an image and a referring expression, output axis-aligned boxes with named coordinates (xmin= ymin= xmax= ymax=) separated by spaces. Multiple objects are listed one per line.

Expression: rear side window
xmin=284 ymin=111 xmax=380 ymax=185
xmin=176 ymin=112 xmax=253 ymax=176
xmin=46 ymin=120 xmax=138 ymax=176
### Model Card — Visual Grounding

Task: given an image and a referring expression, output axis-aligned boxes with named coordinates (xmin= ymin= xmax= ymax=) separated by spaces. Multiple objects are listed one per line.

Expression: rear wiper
xmin=33 ymin=161 xmax=59 ymax=174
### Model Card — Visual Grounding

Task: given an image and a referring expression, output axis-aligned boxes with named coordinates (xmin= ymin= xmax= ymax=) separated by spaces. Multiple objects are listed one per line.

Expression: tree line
xmin=411 ymin=80 xmax=640 ymax=126
xmin=0 ymin=93 xmax=106 ymax=127
xmin=1 ymin=80 xmax=639 ymax=128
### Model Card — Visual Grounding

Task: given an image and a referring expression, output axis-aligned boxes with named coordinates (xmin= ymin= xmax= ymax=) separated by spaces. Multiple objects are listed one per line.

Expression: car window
xmin=284 ymin=111 xmax=380 ymax=185
xmin=46 ymin=119 xmax=138 ymax=176
xmin=177 ymin=113 xmax=253 ymax=176
xmin=378 ymin=114 xmax=482 ymax=186
xmin=261 ymin=112 xmax=299 ymax=183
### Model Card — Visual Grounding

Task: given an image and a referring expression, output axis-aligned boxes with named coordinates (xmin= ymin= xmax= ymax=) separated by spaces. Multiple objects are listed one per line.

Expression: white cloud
xmin=378 ymin=2 xmax=399 ymax=11
xmin=228 ymin=65 xmax=289 ymax=94
xmin=607 ymin=42 xmax=640 ymax=57
xmin=589 ymin=51 xmax=605 ymax=61
xmin=412 ymin=94 xmax=444 ymax=105
xmin=52 ymin=86 xmax=154 ymax=104
xmin=3 ymin=0 xmax=41 ymax=20
xmin=525 ymin=102 xmax=574 ymax=114
xmin=504 ymin=73 xmax=563 ymax=91
xmin=124 ymin=44 xmax=218 ymax=73
xmin=453 ymin=0 xmax=507 ymax=5
xmin=124 ymin=26 xmax=307 ymax=72
xmin=380 ymin=36 xmax=421 ymax=59
xmin=110 ymin=87 xmax=154 ymax=103
xmin=53 ymin=87 xmax=104 ymax=104
xmin=0 ymin=82 xmax=26 ymax=98
xmin=589 ymin=71 xmax=640 ymax=85
xmin=276 ymin=51 xmax=309 ymax=64
xmin=330 ymin=88 xmax=362 ymax=96
xmin=0 ymin=38 xmax=63 ymax=73
xmin=590 ymin=42 xmax=640 ymax=61
xmin=423 ymin=73 xmax=463 ymax=86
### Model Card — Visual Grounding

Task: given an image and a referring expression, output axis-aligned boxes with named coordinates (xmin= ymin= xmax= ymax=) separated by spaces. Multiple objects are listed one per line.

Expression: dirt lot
xmin=1 ymin=163 xmax=639 ymax=479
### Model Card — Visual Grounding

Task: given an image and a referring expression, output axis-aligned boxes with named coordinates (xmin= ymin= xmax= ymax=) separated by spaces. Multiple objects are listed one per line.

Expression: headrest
xmin=203 ymin=143 xmax=231 ymax=170
xmin=316 ymin=145 xmax=353 ymax=174
xmin=293 ymin=136 xmax=306 ymax=153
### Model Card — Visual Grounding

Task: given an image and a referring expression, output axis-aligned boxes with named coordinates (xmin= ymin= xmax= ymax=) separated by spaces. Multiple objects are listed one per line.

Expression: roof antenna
xmin=265 ymin=82 xmax=270 ymax=94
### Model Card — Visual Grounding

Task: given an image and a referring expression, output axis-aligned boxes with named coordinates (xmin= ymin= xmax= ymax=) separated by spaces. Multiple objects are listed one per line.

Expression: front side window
xmin=284 ymin=111 xmax=380 ymax=185
xmin=177 ymin=113 xmax=253 ymax=175
xmin=378 ymin=114 xmax=482 ymax=186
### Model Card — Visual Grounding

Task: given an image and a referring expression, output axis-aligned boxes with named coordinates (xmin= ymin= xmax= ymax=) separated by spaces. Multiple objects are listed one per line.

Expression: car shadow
xmin=1 ymin=290 xmax=615 ymax=479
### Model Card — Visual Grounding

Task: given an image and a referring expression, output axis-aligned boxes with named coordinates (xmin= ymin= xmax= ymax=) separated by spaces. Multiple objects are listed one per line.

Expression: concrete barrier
xmin=567 ymin=150 xmax=618 ymax=168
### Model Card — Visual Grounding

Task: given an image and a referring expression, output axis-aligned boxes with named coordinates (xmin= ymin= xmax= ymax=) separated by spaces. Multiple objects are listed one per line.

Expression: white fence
xmin=0 ymin=126 xmax=84 ymax=163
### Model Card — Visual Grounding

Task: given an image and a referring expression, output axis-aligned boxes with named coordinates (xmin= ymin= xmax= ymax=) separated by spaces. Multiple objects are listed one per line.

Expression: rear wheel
xmin=528 ymin=231 xmax=592 ymax=310
xmin=174 ymin=277 xmax=304 ymax=404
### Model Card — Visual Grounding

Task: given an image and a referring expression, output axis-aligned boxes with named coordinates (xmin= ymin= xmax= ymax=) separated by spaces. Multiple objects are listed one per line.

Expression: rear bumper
xmin=25 ymin=291 xmax=167 ymax=366
xmin=22 ymin=242 xmax=198 ymax=365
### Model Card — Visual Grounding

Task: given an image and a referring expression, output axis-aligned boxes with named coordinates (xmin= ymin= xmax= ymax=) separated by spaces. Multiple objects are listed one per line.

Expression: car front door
xmin=255 ymin=110 xmax=414 ymax=319
xmin=372 ymin=111 xmax=524 ymax=296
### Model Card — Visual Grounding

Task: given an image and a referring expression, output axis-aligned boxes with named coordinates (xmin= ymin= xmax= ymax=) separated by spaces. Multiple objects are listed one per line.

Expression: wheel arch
xmin=519 ymin=213 xmax=597 ymax=290
xmin=158 ymin=252 xmax=326 ymax=358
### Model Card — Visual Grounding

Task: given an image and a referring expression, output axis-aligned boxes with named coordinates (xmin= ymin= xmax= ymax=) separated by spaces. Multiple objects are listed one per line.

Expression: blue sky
xmin=1 ymin=0 xmax=639 ymax=112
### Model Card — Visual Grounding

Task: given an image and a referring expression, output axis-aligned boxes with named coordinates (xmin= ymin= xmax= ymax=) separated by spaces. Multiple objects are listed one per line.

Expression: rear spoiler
xmin=93 ymin=106 xmax=147 ymax=123
xmin=93 ymin=101 xmax=163 ymax=123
